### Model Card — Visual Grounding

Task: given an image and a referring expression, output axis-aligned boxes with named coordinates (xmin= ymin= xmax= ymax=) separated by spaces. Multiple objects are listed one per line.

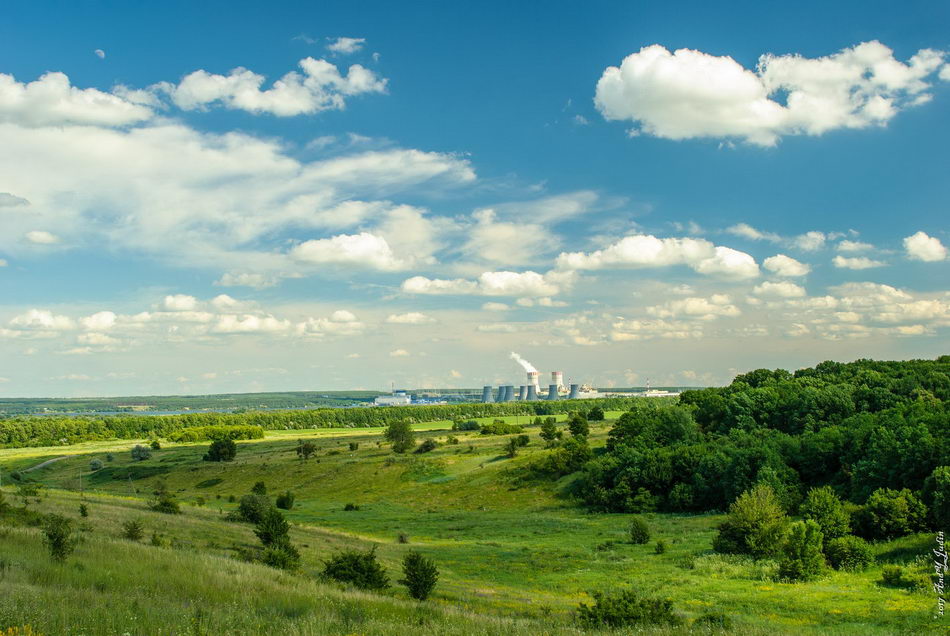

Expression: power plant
xmin=486 ymin=352 xmax=599 ymax=402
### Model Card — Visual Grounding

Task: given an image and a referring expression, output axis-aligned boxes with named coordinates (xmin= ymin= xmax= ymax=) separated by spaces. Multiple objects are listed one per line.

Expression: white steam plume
xmin=510 ymin=351 xmax=537 ymax=373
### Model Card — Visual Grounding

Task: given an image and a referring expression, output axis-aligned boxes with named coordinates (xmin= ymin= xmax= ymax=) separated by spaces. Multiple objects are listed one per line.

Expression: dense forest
xmin=0 ymin=396 xmax=643 ymax=448
xmin=574 ymin=357 xmax=949 ymax=529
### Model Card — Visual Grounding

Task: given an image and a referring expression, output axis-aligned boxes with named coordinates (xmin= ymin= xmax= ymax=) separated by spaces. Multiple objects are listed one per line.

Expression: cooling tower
xmin=517 ymin=385 xmax=527 ymax=401
xmin=552 ymin=371 xmax=564 ymax=391
xmin=569 ymin=383 xmax=579 ymax=399
xmin=506 ymin=385 xmax=515 ymax=402
xmin=496 ymin=386 xmax=506 ymax=402
xmin=482 ymin=385 xmax=494 ymax=403
xmin=547 ymin=384 xmax=558 ymax=400
xmin=526 ymin=385 xmax=538 ymax=401
xmin=527 ymin=371 xmax=540 ymax=392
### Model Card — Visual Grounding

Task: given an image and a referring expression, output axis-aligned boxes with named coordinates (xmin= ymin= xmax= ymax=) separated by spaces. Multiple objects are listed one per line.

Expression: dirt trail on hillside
xmin=23 ymin=456 xmax=68 ymax=472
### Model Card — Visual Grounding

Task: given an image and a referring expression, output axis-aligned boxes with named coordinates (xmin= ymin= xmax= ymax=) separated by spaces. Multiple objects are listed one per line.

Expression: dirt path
xmin=23 ymin=456 xmax=69 ymax=472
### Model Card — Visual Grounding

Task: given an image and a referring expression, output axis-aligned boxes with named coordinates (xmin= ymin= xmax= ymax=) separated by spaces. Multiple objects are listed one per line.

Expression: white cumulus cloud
xmin=385 ymin=312 xmax=436 ymax=324
xmin=903 ymin=231 xmax=947 ymax=262
xmin=753 ymin=281 xmax=807 ymax=298
xmin=763 ymin=254 xmax=810 ymax=277
xmin=833 ymin=255 xmax=886 ymax=270
xmin=326 ymin=37 xmax=366 ymax=55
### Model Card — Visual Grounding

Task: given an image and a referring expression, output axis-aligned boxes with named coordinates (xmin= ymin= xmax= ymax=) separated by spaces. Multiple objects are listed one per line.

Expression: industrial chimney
xmin=552 ymin=371 xmax=564 ymax=392
xmin=527 ymin=370 xmax=540 ymax=393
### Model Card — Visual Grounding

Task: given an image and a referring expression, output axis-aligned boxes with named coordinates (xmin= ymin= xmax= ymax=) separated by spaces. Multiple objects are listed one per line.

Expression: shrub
xmin=654 ymin=540 xmax=667 ymax=554
xmin=235 ymin=494 xmax=271 ymax=523
xmin=348 ymin=442 xmax=359 ymax=451
xmin=254 ymin=506 xmax=290 ymax=547
xmin=150 ymin=439 xmax=162 ymax=450
xmin=251 ymin=481 xmax=267 ymax=496
xmin=800 ymin=486 xmax=850 ymax=543
xmin=505 ymin=438 xmax=519 ymax=458
xmin=534 ymin=436 xmax=593 ymax=477
xmin=515 ymin=434 xmax=530 ymax=447
xmin=275 ymin=491 xmax=295 ymax=510
xmin=629 ymin=516 xmax=651 ymax=544
xmin=576 ymin=589 xmax=680 ymax=628
xmin=397 ymin=533 xmax=409 ymax=544
xmin=149 ymin=485 xmax=181 ymax=515
xmin=778 ymin=520 xmax=824 ymax=581
xmin=122 ymin=519 xmax=145 ymax=541
xmin=415 ymin=439 xmax=437 ymax=454
xmin=130 ymin=445 xmax=152 ymax=461
xmin=588 ymin=406 xmax=605 ymax=421
xmin=568 ymin=413 xmax=589 ymax=438
xmin=925 ymin=466 xmax=950 ymax=530
xmin=880 ymin=565 xmax=914 ymax=588
xmin=150 ymin=532 xmax=166 ymax=547
xmin=322 ymin=547 xmax=390 ymax=591
xmin=854 ymin=488 xmax=928 ymax=541
xmin=296 ymin=439 xmax=317 ymax=460
xmin=89 ymin=458 xmax=103 ymax=471
xmin=203 ymin=438 xmax=237 ymax=462
xmin=262 ymin=542 xmax=301 ymax=570
xmin=77 ymin=503 xmax=88 ymax=517
xmin=825 ymin=536 xmax=874 ymax=571
xmin=43 ymin=514 xmax=76 ymax=562
xmin=168 ymin=425 xmax=264 ymax=443
xmin=713 ymin=484 xmax=788 ymax=559
xmin=399 ymin=550 xmax=439 ymax=600
xmin=385 ymin=421 xmax=415 ymax=453
xmin=452 ymin=420 xmax=480 ymax=431
xmin=539 ymin=419 xmax=561 ymax=446
xmin=343 ymin=503 xmax=360 ymax=511
xmin=446 ymin=436 xmax=459 ymax=445
xmin=479 ymin=422 xmax=523 ymax=435
xmin=105 ymin=453 xmax=114 ymax=462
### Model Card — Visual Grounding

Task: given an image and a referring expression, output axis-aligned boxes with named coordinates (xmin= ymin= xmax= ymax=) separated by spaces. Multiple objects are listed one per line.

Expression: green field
xmin=0 ymin=412 xmax=942 ymax=635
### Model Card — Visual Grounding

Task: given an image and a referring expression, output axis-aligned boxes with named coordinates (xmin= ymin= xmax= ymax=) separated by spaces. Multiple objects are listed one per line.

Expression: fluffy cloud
xmin=402 ymin=270 xmax=566 ymax=297
xmin=0 ymin=72 xmax=153 ymax=127
xmin=727 ymin=223 xmax=781 ymax=242
xmin=461 ymin=208 xmax=553 ymax=266
xmin=647 ymin=295 xmax=741 ymax=320
xmin=595 ymin=41 xmax=946 ymax=146
xmin=754 ymin=281 xmax=807 ymax=298
xmin=556 ymin=234 xmax=759 ymax=279
xmin=389 ymin=348 xmax=410 ymax=357
xmin=385 ymin=312 xmax=436 ymax=324
xmin=793 ymin=231 xmax=826 ymax=251
xmin=24 ymin=230 xmax=59 ymax=245
xmin=162 ymin=294 xmax=199 ymax=311
xmin=291 ymin=232 xmax=405 ymax=270
xmin=326 ymin=37 xmax=366 ymax=55
xmin=904 ymin=231 xmax=947 ymax=262
xmin=9 ymin=309 xmax=75 ymax=331
xmin=763 ymin=254 xmax=810 ymax=277
xmin=837 ymin=240 xmax=873 ymax=252
xmin=833 ymin=255 xmax=886 ymax=270
xmin=154 ymin=57 xmax=386 ymax=116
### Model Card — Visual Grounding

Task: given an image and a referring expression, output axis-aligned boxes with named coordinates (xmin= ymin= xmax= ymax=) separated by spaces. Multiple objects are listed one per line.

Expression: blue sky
xmin=0 ymin=0 xmax=948 ymax=396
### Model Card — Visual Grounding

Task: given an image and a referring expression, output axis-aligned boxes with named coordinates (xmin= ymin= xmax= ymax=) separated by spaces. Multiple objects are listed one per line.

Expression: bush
xmin=149 ymin=485 xmax=181 ymax=514
xmin=576 ymin=589 xmax=681 ymax=628
xmin=78 ymin=503 xmax=88 ymax=518
xmin=348 ymin=442 xmax=359 ymax=451
xmin=415 ymin=439 xmax=437 ymax=454
xmin=878 ymin=564 xmax=929 ymax=590
xmin=131 ymin=445 xmax=152 ymax=461
xmin=254 ymin=507 xmax=290 ymax=547
xmin=568 ymin=413 xmax=589 ymax=438
xmin=854 ymin=488 xmax=928 ymax=541
xmin=539 ymin=419 xmax=561 ymax=446
xmin=629 ymin=516 xmax=651 ymax=544
xmin=43 ymin=514 xmax=76 ymax=562
xmin=105 ymin=453 xmax=114 ymax=462
xmin=800 ymin=486 xmax=850 ymax=543
xmin=778 ymin=520 xmax=824 ymax=581
xmin=275 ymin=491 xmax=295 ymax=510
xmin=479 ymin=422 xmax=523 ymax=435
xmin=533 ymin=436 xmax=592 ymax=477
xmin=89 ymin=458 xmax=103 ymax=471
xmin=825 ymin=536 xmax=874 ymax=571
xmin=446 ymin=435 xmax=459 ymax=445
xmin=505 ymin=437 xmax=519 ymax=458
xmin=452 ymin=420 xmax=480 ymax=431
xmin=515 ymin=434 xmax=530 ymax=447
xmin=713 ymin=484 xmax=788 ymax=559
xmin=168 ymin=424 xmax=264 ymax=443
xmin=203 ymin=438 xmax=237 ymax=462
xmin=654 ymin=540 xmax=667 ymax=554
xmin=694 ymin=612 xmax=732 ymax=629
xmin=397 ymin=533 xmax=409 ymax=544
xmin=925 ymin=466 xmax=950 ymax=530
xmin=385 ymin=421 xmax=415 ymax=453
xmin=150 ymin=439 xmax=162 ymax=450
xmin=251 ymin=481 xmax=267 ymax=496
xmin=235 ymin=494 xmax=271 ymax=523
xmin=343 ymin=503 xmax=360 ymax=511
xmin=322 ymin=547 xmax=390 ymax=591
xmin=296 ymin=439 xmax=317 ymax=460
xmin=399 ymin=550 xmax=439 ymax=600
xmin=262 ymin=542 xmax=301 ymax=570
xmin=588 ymin=406 xmax=605 ymax=421
xmin=122 ymin=519 xmax=145 ymax=541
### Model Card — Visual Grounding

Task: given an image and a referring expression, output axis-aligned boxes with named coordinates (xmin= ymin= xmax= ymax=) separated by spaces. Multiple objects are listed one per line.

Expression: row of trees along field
xmin=573 ymin=357 xmax=950 ymax=531
xmin=0 ymin=396 xmax=643 ymax=448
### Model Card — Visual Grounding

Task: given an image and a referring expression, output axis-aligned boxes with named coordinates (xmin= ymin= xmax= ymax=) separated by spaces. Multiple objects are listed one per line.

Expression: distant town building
xmin=374 ymin=392 xmax=411 ymax=406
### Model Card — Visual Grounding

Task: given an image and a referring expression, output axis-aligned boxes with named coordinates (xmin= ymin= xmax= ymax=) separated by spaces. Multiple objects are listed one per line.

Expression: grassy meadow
xmin=0 ymin=411 xmax=943 ymax=635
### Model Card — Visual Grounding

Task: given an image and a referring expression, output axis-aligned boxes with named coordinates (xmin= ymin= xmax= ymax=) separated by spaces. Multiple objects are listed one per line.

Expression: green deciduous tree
xmin=713 ymin=484 xmax=788 ymax=559
xmin=778 ymin=520 xmax=824 ymax=581
xmin=399 ymin=551 xmax=439 ymax=600
xmin=385 ymin=420 xmax=416 ymax=453
xmin=43 ymin=514 xmax=77 ymax=562
xmin=799 ymin=486 xmax=850 ymax=543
